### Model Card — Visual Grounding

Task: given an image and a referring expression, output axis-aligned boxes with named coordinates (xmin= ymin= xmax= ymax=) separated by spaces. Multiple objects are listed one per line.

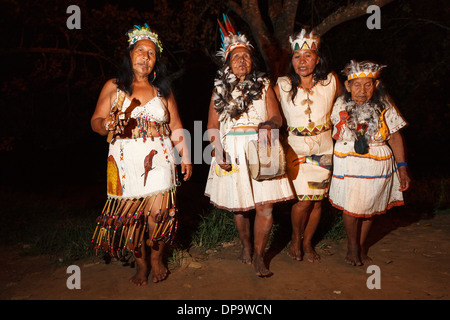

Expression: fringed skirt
xmin=204 ymin=131 xmax=295 ymax=212
xmin=329 ymin=141 xmax=404 ymax=218
xmin=90 ymin=136 xmax=179 ymax=258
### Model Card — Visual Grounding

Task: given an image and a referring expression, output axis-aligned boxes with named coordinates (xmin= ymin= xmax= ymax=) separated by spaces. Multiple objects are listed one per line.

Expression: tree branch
xmin=313 ymin=0 xmax=396 ymax=35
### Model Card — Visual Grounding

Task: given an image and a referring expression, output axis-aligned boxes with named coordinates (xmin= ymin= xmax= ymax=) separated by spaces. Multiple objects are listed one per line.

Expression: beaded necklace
xmin=134 ymin=116 xmax=172 ymax=164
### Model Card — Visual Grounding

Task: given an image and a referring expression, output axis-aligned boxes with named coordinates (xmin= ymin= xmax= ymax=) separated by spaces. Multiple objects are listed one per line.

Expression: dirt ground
xmin=1 ymin=198 xmax=449 ymax=301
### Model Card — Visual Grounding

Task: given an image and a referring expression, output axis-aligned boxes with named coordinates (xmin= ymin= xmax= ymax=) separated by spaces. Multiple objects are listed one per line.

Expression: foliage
xmin=0 ymin=188 xmax=97 ymax=265
xmin=191 ymin=206 xmax=239 ymax=249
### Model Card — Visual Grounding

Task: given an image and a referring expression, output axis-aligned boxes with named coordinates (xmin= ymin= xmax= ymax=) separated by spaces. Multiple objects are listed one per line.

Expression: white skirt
xmin=204 ymin=131 xmax=295 ymax=212
xmin=285 ymin=132 xmax=333 ymax=201
xmin=92 ymin=136 xmax=179 ymax=256
xmin=107 ymin=136 xmax=177 ymax=199
xmin=329 ymin=141 xmax=404 ymax=217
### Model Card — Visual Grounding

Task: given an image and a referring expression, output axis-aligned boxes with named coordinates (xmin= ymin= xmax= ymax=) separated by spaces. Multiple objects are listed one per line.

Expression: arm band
xmin=397 ymin=162 xmax=408 ymax=169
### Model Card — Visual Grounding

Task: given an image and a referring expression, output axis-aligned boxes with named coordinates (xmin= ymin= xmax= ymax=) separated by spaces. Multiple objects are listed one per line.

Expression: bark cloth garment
xmin=204 ymin=79 xmax=295 ymax=212
xmin=328 ymin=96 xmax=407 ymax=218
xmin=277 ymin=73 xmax=337 ymax=201
xmin=91 ymin=89 xmax=179 ymax=258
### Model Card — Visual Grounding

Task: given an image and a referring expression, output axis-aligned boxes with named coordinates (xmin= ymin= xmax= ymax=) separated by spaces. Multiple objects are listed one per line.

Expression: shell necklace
xmin=299 ymin=80 xmax=318 ymax=129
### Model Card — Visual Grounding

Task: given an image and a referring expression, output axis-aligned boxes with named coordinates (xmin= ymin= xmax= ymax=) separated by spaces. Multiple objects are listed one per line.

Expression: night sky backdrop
xmin=1 ymin=0 xmax=449 ymax=212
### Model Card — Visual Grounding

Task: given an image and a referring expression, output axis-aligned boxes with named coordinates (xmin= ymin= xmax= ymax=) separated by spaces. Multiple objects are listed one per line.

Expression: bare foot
xmin=253 ymin=254 xmax=273 ymax=277
xmin=287 ymin=237 xmax=302 ymax=261
xmin=361 ymin=246 xmax=372 ymax=265
xmin=130 ymin=258 xmax=149 ymax=286
xmin=345 ymin=253 xmax=363 ymax=266
xmin=238 ymin=246 xmax=252 ymax=265
xmin=305 ymin=249 xmax=320 ymax=263
xmin=303 ymin=241 xmax=320 ymax=263
xmin=361 ymin=254 xmax=373 ymax=265
xmin=345 ymin=243 xmax=362 ymax=266
xmin=150 ymin=257 xmax=168 ymax=283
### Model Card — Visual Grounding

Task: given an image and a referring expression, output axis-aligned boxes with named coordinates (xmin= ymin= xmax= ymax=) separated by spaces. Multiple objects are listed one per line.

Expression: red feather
xmin=218 ymin=19 xmax=227 ymax=37
xmin=223 ymin=14 xmax=236 ymax=35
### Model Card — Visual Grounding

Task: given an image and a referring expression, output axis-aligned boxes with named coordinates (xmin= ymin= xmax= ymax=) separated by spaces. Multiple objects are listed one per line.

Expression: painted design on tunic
xmin=107 ymin=155 xmax=122 ymax=196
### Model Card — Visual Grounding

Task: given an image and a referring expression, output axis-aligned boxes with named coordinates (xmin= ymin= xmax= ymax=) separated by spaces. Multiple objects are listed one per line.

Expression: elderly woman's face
xmin=292 ymin=49 xmax=319 ymax=78
xmin=230 ymin=47 xmax=252 ymax=80
xmin=345 ymin=77 xmax=377 ymax=105
xmin=130 ymin=39 xmax=157 ymax=77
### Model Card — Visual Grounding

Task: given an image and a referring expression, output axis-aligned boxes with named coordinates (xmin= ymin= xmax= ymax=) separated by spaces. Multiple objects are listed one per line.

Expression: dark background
xmin=1 ymin=0 xmax=449 ymax=212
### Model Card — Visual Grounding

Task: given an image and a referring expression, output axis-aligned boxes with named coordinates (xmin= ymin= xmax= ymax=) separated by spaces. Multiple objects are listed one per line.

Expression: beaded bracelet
xmin=397 ymin=162 xmax=408 ymax=169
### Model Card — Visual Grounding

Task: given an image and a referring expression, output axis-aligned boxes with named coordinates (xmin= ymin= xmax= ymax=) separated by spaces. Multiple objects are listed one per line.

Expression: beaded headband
xmin=216 ymin=14 xmax=253 ymax=63
xmin=127 ymin=23 xmax=163 ymax=53
xmin=342 ymin=60 xmax=386 ymax=80
xmin=289 ymin=29 xmax=320 ymax=52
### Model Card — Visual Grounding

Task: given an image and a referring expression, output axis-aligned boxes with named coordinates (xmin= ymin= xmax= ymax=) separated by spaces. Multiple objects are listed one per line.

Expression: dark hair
xmin=114 ymin=43 xmax=171 ymax=98
xmin=344 ymin=78 xmax=389 ymax=109
xmin=286 ymin=49 xmax=329 ymax=104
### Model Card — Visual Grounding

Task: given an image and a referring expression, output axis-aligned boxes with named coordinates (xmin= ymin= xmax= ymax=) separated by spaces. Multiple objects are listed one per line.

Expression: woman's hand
xmin=398 ymin=166 xmax=411 ymax=192
xmin=103 ymin=116 xmax=114 ymax=131
xmin=180 ymin=160 xmax=193 ymax=181
xmin=206 ymin=95 xmax=232 ymax=172
xmin=215 ymin=150 xmax=232 ymax=171
xmin=388 ymin=131 xmax=411 ymax=192
xmin=258 ymin=121 xmax=279 ymax=148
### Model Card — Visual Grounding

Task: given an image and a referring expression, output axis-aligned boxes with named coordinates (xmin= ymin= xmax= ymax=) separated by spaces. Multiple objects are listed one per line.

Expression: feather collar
xmin=212 ymin=66 xmax=266 ymax=122
xmin=345 ymin=99 xmax=385 ymax=143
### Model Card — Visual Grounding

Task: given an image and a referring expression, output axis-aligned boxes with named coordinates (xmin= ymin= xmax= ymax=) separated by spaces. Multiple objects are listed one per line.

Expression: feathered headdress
xmin=342 ymin=60 xmax=386 ymax=80
xmin=289 ymin=29 xmax=320 ymax=52
xmin=216 ymin=14 xmax=253 ymax=63
xmin=127 ymin=23 xmax=163 ymax=53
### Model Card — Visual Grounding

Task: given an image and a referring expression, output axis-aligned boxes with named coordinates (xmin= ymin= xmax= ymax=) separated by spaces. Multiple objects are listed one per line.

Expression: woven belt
xmin=288 ymin=123 xmax=331 ymax=136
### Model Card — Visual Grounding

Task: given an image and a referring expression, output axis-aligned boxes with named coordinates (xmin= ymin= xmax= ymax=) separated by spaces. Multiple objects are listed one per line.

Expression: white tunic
xmin=328 ymin=95 xmax=407 ymax=217
xmin=277 ymin=73 xmax=337 ymax=201
xmin=205 ymin=79 xmax=295 ymax=211
xmin=107 ymin=92 xmax=177 ymax=199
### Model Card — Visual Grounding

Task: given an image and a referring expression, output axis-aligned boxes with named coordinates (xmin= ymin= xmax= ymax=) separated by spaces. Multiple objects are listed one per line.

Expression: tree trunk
xmin=226 ymin=0 xmax=397 ymax=79
xmin=227 ymin=0 xmax=299 ymax=79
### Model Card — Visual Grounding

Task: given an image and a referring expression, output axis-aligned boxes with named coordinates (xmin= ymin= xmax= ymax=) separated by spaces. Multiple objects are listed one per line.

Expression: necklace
xmin=236 ymin=80 xmax=250 ymax=90
xmin=300 ymin=81 xmax=317 ymax=129
xmin=213 ymin=66 xmax=265 ymax=122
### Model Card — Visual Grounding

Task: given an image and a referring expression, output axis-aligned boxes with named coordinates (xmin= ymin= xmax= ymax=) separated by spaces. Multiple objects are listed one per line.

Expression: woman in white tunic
xmin=329 ymin=60 xmax=411 ymax=266
xmin=205 ymin=15 xmax=294 ymax=277
xmin=275 ymin=29 xmax=341 ymax=262
xmin=90 ymin=24 xmax=192 ymax=285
